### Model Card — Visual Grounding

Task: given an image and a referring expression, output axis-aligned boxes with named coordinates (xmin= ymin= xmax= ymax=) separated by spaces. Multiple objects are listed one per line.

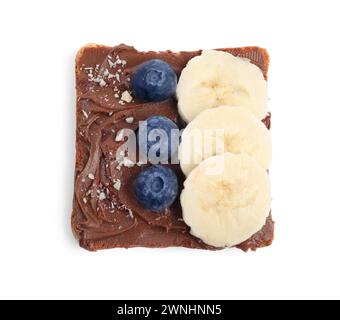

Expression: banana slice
xmin=177 ymin=50 xmax=268 ymax=122
xmin=181 ymin=152 xmax=271 ymax=247
xmin=179 ymin=105 xmax=271 ymax=176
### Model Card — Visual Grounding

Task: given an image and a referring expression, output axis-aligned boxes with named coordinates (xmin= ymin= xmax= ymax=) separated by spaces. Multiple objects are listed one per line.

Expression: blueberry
xmin=137 ymin=116 xmax=179 ymax=162
xmin=132 ymin=59 xmax=177 ymax=102
xmin=133 ymin=165 xmax=178 ymax=212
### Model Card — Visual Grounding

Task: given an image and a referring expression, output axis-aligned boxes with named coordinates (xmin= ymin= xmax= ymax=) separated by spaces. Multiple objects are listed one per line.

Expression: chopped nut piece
xmin=115 ymin=129 xmax=125 ymax=142
xmin=125 ymin=117 xmax=134 ymax=123
xmin=99 ymin=79 xmax=106 ymax=87
xmin=122 ymin=158 xmax=135 ymax=168
xmin=88 ymin=173 xmax=95 ymax=180
xmin=121 ymin=90 xmax=133 ymax=103
xmin=108 ymin=59 xmax=115 ymax=68
xmin=127 ymin=208 xmax=134 ymax=218
xmin=113 ymin=179 xmax=121 ymax=190
xmin=98 ymin=192 xmax=106 ymax=201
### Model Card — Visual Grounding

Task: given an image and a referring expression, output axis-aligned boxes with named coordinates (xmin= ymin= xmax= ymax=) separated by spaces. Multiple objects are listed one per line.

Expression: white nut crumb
xmin=123 ymin=158 xmax=135 ymax=168
xmin=108 ymin=59 xmax=115 ymax=68
xmin=88 ymin=173 xmax=95 ymax=180
xmin=83 ymin=197 xmax=87 ymax=204
xmin=128 ymin=208 xmax=134 ymax=218
xmin=98 ymin=192 xmax=106 ymax=201
xmin=121 ymin=91 xmax=133 ymax=103
xmin=115 ymin=129 xmax=125 ymax=142
xmin=113 ymin=179 xmax=121 ymax=190
xmin=125 ymin=117 xmax=134 ymax=123
xmin=114 ymin=93 xmax=119 ymax=98
xmin=99 ymin=79 xmax=106 ymax=87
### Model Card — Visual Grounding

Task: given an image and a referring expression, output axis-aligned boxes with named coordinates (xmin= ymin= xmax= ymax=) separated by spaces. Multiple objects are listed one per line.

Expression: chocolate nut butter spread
xmin=71 ymin=44 xmax=274 ymax=251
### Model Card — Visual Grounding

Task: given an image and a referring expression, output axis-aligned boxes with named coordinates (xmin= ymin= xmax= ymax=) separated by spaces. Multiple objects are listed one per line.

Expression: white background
xmin=0 ymin=0 xmax=339 ymax=300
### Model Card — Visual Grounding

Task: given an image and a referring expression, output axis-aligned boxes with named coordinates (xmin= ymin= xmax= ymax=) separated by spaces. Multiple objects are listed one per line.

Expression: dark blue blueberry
xmin=133 ymin=165 xmax=178 ymax=212
xmin=137 ymin=116 xmax=179 ymax=162
xmin=132 ymin=59 xmax=177 ymax=102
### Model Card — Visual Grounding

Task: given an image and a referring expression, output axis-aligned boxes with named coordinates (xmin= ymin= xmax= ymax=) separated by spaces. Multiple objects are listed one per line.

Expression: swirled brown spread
xmin=71 ymin=44 xmax=274 ymax=251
